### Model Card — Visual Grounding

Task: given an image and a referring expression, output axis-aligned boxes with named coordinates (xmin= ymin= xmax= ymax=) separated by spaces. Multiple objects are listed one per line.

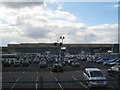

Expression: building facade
xmin=1 ymin=43 xmax=119 ymax=54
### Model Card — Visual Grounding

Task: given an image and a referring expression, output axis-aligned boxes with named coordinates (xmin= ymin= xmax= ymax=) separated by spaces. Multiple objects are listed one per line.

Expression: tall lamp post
xmin=60 ymin=36 xmax=65 ymax=60
xmin=60 ymin=36 xmax=65 ymax=44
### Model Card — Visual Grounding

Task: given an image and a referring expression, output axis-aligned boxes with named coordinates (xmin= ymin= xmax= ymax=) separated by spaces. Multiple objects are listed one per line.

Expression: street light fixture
xmin=60 ymin=36 xmax=65 ymax=44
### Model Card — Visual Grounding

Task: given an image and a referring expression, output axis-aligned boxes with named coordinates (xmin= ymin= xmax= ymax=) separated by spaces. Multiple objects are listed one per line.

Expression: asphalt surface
xmin=2 ymin=60 xmax=119 ymax=90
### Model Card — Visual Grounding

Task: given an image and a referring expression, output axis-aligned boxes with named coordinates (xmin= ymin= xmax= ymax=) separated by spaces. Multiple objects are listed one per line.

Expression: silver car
xmin=39 ymin=61 xmax=48 ymax=68
xmin=83 ymin=68 xmax=107 ymax=88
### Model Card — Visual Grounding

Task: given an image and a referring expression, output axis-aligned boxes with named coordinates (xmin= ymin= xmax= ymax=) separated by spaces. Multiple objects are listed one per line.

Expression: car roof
xmin=53 ymin=63 xmax=62 ymax=66
xmin=85 ymin=68 xmax=101 ymax=71
xmin=112 ymin=65 xmax=120 ymax=67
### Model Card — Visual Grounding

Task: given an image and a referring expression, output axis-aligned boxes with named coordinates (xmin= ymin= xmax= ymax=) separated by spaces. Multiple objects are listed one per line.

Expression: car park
xmin=107 ymin=65 xmax=120 ymax=78
xmin=83 ymin=68 xmax=107 ymax=88
xmin=2 ymin=53 xmax=120 ymax=89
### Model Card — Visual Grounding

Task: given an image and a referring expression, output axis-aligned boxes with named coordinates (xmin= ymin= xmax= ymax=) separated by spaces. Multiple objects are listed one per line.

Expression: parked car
xmin=71 ymin=61 xmax=80 ymax=67
xmin=9 ymin=59 xmax=16 ymax=65
xmin=59 ymin=61 xmax=66 ymax=66
xmin=103 ymin=58 xmax=117 ymax=65
xmin=98 ymin=58 xmax=110 ymax=64
xmin=13 ymin=61 xmax=21 ymax=67
xmin=2 ymin=60 xmax=11 ymax=67
xmin=52 ymin=64 xmax=63 ymax=72
xmin=108 ymin=59 xmax=120 ymax=66
xmin=67 ymin=59 xmax=74 ymax=66
xmin=107 ymin=65 xmax=120 ymax=78
xmin=39 ymin=61 xmax=48 ymax=68
xmin=83 ymin=68 xmax=107 ymax=88
xmin=21 ymin=60 xmax=30 ymax=67
xmin=33 ymin=58 xmax=40 ymax=63
xmin=95 ymin=58 xmax=102 ymax=63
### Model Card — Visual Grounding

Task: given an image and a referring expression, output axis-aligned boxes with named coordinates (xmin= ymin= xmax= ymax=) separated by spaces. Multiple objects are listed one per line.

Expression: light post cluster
xmin=53 ymin=36 xmax=65 ymax=47
xmin=53 ymin=36 xmax=65 ymax=59
xmin=60 ymin=36 xmax=65 ymax=44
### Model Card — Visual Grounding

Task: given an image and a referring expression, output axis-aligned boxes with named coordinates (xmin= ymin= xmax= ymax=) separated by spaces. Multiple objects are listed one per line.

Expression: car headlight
xmin=89 ymin=81 xmax=98 ymax=84
xmin=103 ymin=81 xmax=107 ymax=84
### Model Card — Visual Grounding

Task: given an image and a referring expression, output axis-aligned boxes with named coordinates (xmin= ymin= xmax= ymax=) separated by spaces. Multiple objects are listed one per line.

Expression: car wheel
xmin=104 ymin=85 xmax=108 ymax=89
xmin=108 ymin=72 xmax=111 ymax=76
xmin=88 ymin=83 xmax=92 ymax=88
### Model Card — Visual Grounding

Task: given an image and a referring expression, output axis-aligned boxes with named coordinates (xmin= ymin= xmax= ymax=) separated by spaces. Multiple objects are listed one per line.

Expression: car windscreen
xmin=90 ymin=71 xmax=104 ymax=77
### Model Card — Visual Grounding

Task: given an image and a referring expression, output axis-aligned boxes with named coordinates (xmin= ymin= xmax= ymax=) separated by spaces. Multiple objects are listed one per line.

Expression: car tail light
xmin=117 ymin=71 xmax=120 ymax=73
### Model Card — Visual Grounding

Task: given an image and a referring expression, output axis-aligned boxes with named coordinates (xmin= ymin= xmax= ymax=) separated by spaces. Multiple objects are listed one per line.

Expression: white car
xmin=83 ymin=68 xmax=107 ymax=88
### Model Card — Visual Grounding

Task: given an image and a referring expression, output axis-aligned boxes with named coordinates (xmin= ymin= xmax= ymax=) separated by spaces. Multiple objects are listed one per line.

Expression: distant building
xmin=0 ymin=47 xmax=8 ymax=54
xmin=0 ymin=43 xmax=119 ymax=54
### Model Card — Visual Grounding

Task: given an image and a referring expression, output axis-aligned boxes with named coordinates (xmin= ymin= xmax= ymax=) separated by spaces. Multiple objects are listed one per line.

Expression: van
xmin=83 ymin=68 xmax=107 ymax=88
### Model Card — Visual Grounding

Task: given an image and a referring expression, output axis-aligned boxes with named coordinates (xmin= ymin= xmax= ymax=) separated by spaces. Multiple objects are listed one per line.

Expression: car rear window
xmin=90 ymin=71 xmax=104 ymax=77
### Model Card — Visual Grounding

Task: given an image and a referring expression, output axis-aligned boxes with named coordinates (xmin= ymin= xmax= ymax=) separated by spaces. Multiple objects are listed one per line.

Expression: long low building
xmin=1 ymin=43 xmax=119 ymax=54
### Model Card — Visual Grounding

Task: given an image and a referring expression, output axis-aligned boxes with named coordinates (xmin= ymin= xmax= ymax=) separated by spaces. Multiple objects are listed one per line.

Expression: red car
xmin=107 ymin=65 xmax=120 ymax=78
xmin=21 ymin=61 xmax=30 ymax=67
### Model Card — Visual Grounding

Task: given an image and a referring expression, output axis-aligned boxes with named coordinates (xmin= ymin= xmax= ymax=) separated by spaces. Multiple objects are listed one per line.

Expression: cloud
xmin=43 ymin=10 xmax=77 ymax=21
xmin=1 ymin=2 xmax=43 ymax=8
xmin=88 ymin=24 xmax=118 ymax=43
xmin=113 ymin=4 xmax=120 ymax=7
xmin=24 ymin=27 xmax=50 ymax=39
xmin=57 ymin=4 xmax=63 ymax=10
xmin=8 ymin=41 xmax=18 ymax=44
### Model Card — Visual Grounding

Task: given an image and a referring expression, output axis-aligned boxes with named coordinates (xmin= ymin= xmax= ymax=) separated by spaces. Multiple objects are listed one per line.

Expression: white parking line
xmin=10 ymin=77 xmax=20 ymax=90
xmin=72 ymin=76 xmax=89 ymax=90
xmin=108 ymin=85 xmax=114 ymax=88
xmin=27 ymin=67 xmax=30 ymax=69
xmin=37 ymin=71 xmax=38 ymax=74
xmin=54 ymin=77 xmax=58 ymax=81
xmin=58 ymin=82 xmax=63 ymax=90
xmin=9 ymin=72 xmax=12 ymax=74
xmin=76 ymin=71 xmax=80 ymax=73
xmin=36 ymin=77 xmax=38 ymax=90
xmin=54 ymin=77 xmax=63 ymax=90
xmin=22 ymin=71 xmax=25 ymax=74
xmin=50 ymin=71 xmax=52 ymax=74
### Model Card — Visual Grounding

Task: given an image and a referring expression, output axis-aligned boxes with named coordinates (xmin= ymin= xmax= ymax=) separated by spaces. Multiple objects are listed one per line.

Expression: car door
xmin=83 ymin=70 xmax=89 ymax=80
